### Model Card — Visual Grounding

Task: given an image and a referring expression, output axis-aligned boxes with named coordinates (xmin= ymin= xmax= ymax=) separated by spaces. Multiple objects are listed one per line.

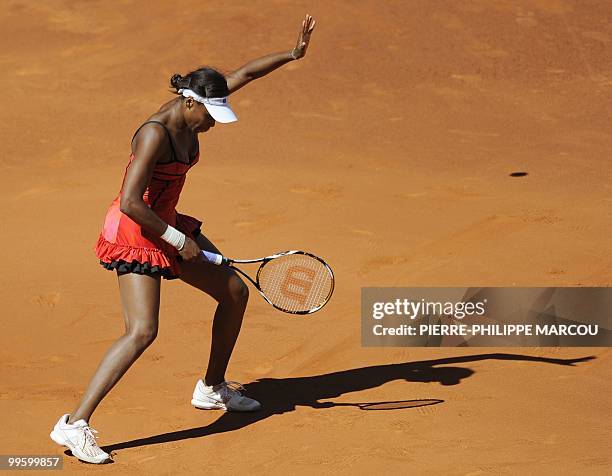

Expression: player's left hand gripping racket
xmin=200 ymin=250 xmax=334 ymax=314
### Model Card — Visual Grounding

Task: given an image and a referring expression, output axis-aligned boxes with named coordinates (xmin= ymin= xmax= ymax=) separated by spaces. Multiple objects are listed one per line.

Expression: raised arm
xmin=226 ymin=14 xmax=316 ymax=94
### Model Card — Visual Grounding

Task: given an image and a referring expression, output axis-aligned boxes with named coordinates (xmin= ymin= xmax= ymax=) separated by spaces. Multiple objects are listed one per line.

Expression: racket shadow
xmin=316 ymin=399 xmax=445 ymax=411
xmin=102 ymin=352 xmax=594 ymax=455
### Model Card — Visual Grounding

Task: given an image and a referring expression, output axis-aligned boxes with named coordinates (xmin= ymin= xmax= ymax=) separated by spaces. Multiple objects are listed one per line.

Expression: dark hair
xmin=169 ymin=66 xmax=229 ymax=98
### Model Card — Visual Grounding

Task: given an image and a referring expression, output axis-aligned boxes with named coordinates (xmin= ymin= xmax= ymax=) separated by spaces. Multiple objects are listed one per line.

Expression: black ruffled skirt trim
xmin=99 ymin=259 xmax=179 ymax=280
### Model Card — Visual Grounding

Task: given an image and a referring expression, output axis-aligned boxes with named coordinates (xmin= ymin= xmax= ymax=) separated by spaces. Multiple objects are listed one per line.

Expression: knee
xmin=127 ymin=325 xmax=158 ymax=349
xmin=226 ymin=274 xmax=249 ymax=306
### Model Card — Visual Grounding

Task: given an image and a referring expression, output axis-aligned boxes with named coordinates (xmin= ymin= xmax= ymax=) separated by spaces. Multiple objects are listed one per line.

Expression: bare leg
xmin=178 ymin=233 xmax=249 ymax=386
xmin=68 ymin=272 xmax=161 ymax=424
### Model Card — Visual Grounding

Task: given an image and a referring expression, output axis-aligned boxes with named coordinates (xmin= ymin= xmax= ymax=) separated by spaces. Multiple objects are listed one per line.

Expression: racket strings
xmin=258 ymin=254 xmax=333 ymax=313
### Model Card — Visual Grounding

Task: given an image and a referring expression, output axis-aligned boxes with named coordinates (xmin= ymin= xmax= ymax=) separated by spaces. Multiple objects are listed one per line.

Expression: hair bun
xmin=170 ymin=73 xmax=183 ymax=90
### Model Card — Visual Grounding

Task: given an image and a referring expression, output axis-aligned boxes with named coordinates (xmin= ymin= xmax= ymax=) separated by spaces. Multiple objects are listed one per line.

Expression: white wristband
xmin=160 ymin=225 xmax=186 ymax=251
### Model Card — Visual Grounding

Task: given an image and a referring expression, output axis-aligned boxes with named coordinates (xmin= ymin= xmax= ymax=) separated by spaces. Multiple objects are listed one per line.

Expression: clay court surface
xmin=1 ymin=0 xmax=611 ymax=474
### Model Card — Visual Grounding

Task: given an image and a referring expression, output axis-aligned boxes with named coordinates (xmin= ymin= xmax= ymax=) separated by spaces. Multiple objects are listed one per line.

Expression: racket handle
xmin=200 ymin=250 xmax=227 ymax=266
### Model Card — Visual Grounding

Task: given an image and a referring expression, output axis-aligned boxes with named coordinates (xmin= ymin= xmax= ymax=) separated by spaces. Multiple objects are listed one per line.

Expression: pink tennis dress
xmin=95 ymin=120 xmax=202 ymax=280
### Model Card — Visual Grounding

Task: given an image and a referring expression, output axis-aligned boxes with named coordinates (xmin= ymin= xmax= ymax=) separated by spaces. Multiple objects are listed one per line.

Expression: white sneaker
xmin=50 ymin=414 xmax=111 ymax=464
xmin=191 ymin=380 xmax=261 ymax=412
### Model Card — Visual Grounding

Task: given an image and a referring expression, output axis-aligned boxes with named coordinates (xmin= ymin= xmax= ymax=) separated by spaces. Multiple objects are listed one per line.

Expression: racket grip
xmin=200 ymin=250 xmax=225 ymax=265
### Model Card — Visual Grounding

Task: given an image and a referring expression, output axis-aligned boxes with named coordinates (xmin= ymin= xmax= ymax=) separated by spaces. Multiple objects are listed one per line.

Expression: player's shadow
xmin=102 ymin=353 xmax=593 ymax=454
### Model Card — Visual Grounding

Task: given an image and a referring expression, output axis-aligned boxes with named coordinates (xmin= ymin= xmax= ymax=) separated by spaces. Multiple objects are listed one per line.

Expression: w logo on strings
xmin=280 ymin=266 xmax=316 ymax=305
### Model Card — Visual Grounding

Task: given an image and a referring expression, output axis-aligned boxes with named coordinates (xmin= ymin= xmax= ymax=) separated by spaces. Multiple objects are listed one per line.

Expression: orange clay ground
xmin=1 ymin=1 xmax=610 ymax=474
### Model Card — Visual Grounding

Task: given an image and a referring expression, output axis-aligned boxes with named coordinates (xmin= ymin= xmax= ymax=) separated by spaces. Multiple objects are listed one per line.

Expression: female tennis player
xmin=50 ymin=15 xmax=316 ymax=464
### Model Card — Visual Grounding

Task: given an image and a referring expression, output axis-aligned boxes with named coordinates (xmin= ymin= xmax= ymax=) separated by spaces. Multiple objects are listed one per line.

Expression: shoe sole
xmin=50 ymin=429 xmax=110 ymax=464
xmin=191 ymin=398 xmax=226 ymax=410
xmin=191 ymin=398 xmax=261 ymax=412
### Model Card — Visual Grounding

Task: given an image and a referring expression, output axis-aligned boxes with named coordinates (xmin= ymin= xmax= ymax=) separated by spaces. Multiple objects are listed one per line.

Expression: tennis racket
xmin=200 ymin=250 xmax=334 ymax=314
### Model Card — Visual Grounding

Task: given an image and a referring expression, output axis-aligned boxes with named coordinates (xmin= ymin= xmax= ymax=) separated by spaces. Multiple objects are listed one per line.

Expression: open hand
xmin=291 ymin=14 xmax=316 ymax=60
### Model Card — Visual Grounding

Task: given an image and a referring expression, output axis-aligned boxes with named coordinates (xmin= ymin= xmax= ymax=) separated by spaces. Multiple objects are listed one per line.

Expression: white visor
xmin=178 ymin=88 xmax=238 ymax=123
